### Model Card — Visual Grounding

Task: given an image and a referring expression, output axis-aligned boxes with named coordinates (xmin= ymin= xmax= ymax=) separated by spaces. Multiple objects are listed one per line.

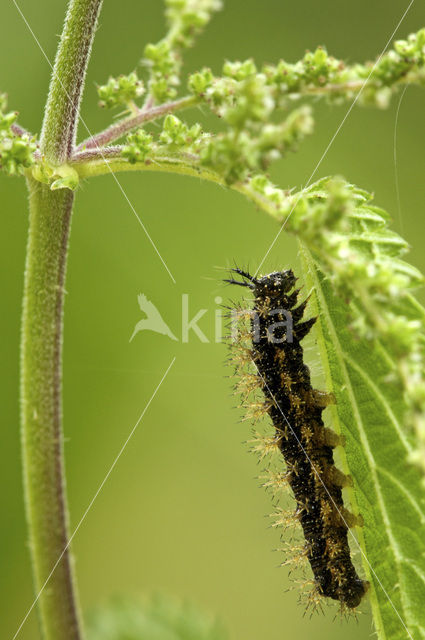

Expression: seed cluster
xmin=227 ymin=268 xmax=367 ymax=609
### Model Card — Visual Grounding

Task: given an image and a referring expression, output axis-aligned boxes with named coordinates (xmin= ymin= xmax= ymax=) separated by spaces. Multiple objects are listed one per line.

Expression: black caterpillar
xmin=227 ymin=267 xmax=368 ymax=609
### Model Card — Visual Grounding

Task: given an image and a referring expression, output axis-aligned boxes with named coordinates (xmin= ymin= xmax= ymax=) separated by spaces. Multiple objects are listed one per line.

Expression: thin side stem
xmin=71 ymin=145 xmax=123 ymax=163
xmin=11 ymin=122 xmax=31 ymax=137
xmin=73 ymin=151 xmax=226 ymax=182
xmin=21 ymin=1 xmax=103 ymax=638
xmin=76 ymin=95 xmax=199 ymax=151
xmin=71 ymin=152 xmax=285 ymax=223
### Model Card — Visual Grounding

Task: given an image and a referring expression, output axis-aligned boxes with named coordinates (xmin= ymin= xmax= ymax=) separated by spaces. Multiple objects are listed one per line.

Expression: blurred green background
xmin=1 ymin=1 xmax=425 ymax=638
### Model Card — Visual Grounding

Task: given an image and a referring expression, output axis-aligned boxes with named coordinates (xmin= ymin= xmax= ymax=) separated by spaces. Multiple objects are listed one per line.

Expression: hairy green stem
xmin=21 ymin=180 xmax=80 ymax=640
xmin=21 ymin=1 xmax=103 ymax=638
xmin=73 ymin=152 xmax=222 ymax=181
xmin=41 ymin=0 xmax=103 ymax=163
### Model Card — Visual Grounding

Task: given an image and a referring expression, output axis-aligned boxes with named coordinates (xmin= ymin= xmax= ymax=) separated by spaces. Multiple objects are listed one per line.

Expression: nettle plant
xmin=3 ymin=0 xmax=425 ymax=639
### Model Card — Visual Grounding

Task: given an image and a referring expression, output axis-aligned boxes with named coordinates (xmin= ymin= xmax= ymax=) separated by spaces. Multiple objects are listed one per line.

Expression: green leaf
xmin=299 ymin=245 xmax=425 ymax=640
xmin=86 ymin=594 xmax=228 ymax=640
xmin=284 ymin=179 xmax=425 ymax=471
xmin=32 ymin=161 xmax=79 ymax=191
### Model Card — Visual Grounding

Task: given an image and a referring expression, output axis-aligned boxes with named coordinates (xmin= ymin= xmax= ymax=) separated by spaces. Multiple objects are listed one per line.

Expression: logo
xmin=129 ymin=292 xmax=295 ymax=345
xmin=129 ymin=293 xmax=225 ymax=343
xmin=130 ymin=294 xmax=178 ymax=342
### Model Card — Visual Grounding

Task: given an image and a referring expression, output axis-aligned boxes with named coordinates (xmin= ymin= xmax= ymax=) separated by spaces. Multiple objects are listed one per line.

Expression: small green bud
xmin=0 ymin=93 xmax=7 ymax=112
xmin=97 ymin=72 xmax=145 ymax=109
xmin=188 ymin=68 xmax=214 ymax=94
xmin=145 ymin=41 xmax=165 ymax=61
xmin=150 ymin=75 xmax=179 ymax=103
xmin=160 ymin=114 xmax=203 ymax=149
xmin=143 ymin=2 xmax=220 ymax=103
xmin=250 ymin=174 xmax=270 ymax=194
xmin=415 ymin=28 xmax=425 ymax=50
xmin=200 ymin=131 xmax=259 ymax=184
xmin=250 ymin=175 xmax=288 ymax=208
xmin=144 ymin=40 xmax=181 ymax=103
xmin=384 ymin=314 xmax=422 ymax=356
xmin=394 ymin=39 xmax=410 ymax=56
xmin=165 ymin=0 xmax=222 ymax=48
xmin=222 ymin=59 xmax=257 ymax=80
xmin=122 ymin=129 xmax=154 ymax=164
xmin=312 ymin=46 xmax=328 ymax=67
xmin=0 ymin=131 xmax=37 ymax=176
xmin=0 ymin=110 xmax=18 ymax=131
xmin=220 ymin=74 xmax=275 ymax=128
xmin=50 ymin=165 xmax=79 ymax=191
xmin=265 ymin=60 xmax=300 ymax=91
xmin=302 ymin=46 xmax=337 ymax=85
xmin=144 ymin=40 xmax=175 ymax=74
xmin=256 ymin=106 xmax=314 ymax=165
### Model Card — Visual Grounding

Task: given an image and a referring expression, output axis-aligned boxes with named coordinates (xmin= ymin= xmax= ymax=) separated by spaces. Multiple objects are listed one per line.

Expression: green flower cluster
xmin=186 ymin=61 xmax=315 ymax=181
xmin=264 ymin=28 xmax=425 ymax=107
xmin=375 ymin=29 xmax=425 ymax=86
xmin=317 ymin=184 xmax=425 ymax=470
xmin=191 ymin=59 xmax=275 ymax=128
xmin=263 ymin=48 xmax=348 ymax=103
xmin=177 ymin=31 xmax=425 ymax=182
xmin=159 ymin=114 xmax=204 ymax=149
xmin=188 ymin=28 xmax=425 ymax=118
xmin=97 ymin=72 xmax=145 ymax=109
xmin=247 ymin=174 xmax=352 ymax=233
xmin=143 ymin=0 xmax=221 ymax=103
xmin=199 ymin=106 xmax=313 ymax=183
xmin=144 ymin=40 xmax=180 ymax=103
xmin=121 ymin=115 xmax=206 ymax=164
xmin=0 ymin=95 xmax=36 ymax=176
xmin=188 ymin=67 xmax=214 ymax=95
xmin=165 ymin=0 xmax=222 ymax=48
xmin=120 ymin=108 xmax=313 ymax=184
xmin=122 ymin=129 xmax=154 ymax=164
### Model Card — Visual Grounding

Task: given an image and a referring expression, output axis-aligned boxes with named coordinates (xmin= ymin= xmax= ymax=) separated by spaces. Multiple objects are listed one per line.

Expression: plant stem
xmin=11 ymin=122 xmax=31 ymax=138
xmin=21 ymin=1 xmax=102 ymax=638
xmin=21 ymin=180 xmax=81 ymax=640
xmin=41 ymin=0 xmax=103 ymax=163
xmin=72 ymin=152 xmax=285 ymax=224
xmin=76 ymin=95 xmax=199 ymax=151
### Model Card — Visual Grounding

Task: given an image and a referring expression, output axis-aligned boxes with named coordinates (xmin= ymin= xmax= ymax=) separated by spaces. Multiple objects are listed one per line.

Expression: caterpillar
xmin=226 ymin=267 xmax=368 ymax=610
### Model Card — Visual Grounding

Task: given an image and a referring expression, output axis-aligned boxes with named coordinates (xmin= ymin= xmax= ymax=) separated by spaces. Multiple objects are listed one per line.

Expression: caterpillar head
xmin=256 ymin=270 xmax=297 ymax=296
xmin=225 ymin=268 xmax=296 ymax=296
